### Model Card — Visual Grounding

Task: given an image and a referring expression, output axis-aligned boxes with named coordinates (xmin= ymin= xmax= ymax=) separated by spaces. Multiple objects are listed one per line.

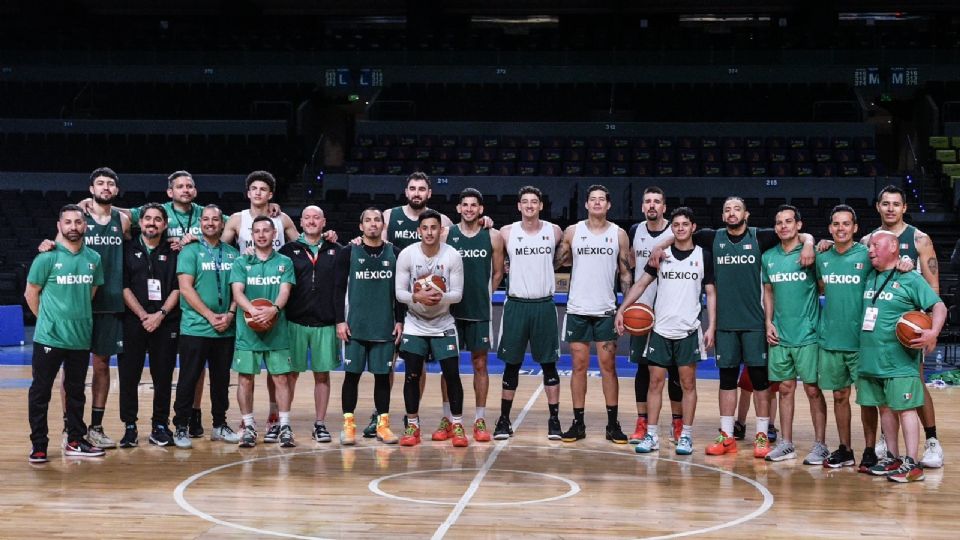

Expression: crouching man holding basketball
xmin=616 ymin=207 xmax=716 ymax=455
xmin=858 ymin=231 xmax=945 ymax=482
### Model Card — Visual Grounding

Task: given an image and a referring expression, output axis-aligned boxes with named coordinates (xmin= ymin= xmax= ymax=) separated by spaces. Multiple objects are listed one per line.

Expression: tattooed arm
xmin=915 ymin=229 xmax=940 ymax=294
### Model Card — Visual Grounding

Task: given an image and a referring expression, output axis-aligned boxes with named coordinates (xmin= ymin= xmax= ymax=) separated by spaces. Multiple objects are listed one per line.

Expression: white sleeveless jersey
xmin=567 ymin=221 xmax=620 ymax=316
xmin=238 ymin=210 xmax=285 ymax=252
xmin=632 ymin=222 xmax=673 ymax=306
xmin=653 ymin=246 xmax=704 ymax=339
xmin=506 ymin=221 xmax=557 ymax=299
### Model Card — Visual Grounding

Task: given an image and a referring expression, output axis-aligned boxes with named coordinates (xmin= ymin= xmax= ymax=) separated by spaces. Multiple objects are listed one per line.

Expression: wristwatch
xmin=159 ymin=308 xmax=168 ymax=316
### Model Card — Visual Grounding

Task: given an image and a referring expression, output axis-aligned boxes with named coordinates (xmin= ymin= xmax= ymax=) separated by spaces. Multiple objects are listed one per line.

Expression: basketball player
xmin=616 ymin=207 xmax=716 ymax=455
xmin=493 ymin=186 xmax=565 ymax=440
xmin=118 ymin=204 xmax=181 ymax=448
xmin=760 ymin=205 xmax=828 ymax=464
xmin=26 ymin=205 xmax=106 ymax=462
xmin=395 ymin=210 xmax=466 ymax=447
xmin=439 ymin=188 xmax=504 ymax=442
xmin=651 ymin=196 xmax=815 ymax=457
xmin=556 ymin=185 xmax=631 ymax=444
xmin=860 ymin=231 xmax=945 ymax=482
xmin=171 ymin=204 xmax=240 ymax=448
xmin=334 ymin=208 xmax=404 ymax=445
xmin=229 ymin=216 xmax=297 ymax=448
xmin=278 ymin=206 xmax=342 ymax=443
xmin=628 ymin=187 xmax=685 ymax=444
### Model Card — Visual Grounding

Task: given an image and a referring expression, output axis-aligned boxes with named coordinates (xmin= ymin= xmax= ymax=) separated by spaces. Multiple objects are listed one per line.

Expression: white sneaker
xmin=211 ymin=425 xmax=241 ymax=443
xmin=173 ymin=426 xmax=193 ymax=449
xmin=803 ymin=441 xmax=830 ymax=465
xmin=85 ymin=425 xmax=117 ymax=449
xmin=920 ymin=437 xmax=944 ymax=469
xmin=875 ymin=436 xmax=888 ymax=458
xmin=765 ymin=441 xmax=797 ymax=462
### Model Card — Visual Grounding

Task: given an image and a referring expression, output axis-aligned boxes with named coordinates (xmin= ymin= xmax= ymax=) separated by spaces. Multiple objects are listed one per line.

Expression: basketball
xmin=622 ymin=303 xmax=655 ymax=336
xmin=413 ymin=274 xmax=447 ymax=294
xmin=896 ymin=310 xmax=932 ymax=348
xmin=243 ymin=298 xmax=277 ymax=333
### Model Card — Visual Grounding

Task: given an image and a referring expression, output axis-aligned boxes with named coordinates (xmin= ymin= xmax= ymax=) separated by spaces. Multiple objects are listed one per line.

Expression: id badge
xmin=862 ymin=306 xmax=878 ymax=332
xmin=148 ymin=278 xmax=162 ymax=301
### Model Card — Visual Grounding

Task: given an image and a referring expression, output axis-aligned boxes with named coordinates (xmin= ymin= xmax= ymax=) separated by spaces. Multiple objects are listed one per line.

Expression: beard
xmin=726 ymin=218 xmax=746 ymax=229
xmin=408 ymin=198 xmax=426 ymax=210
xmin=63 ymin=230 xmax=82 ymax=242
xmin=94 ymin=193 xmax=116 ymax=205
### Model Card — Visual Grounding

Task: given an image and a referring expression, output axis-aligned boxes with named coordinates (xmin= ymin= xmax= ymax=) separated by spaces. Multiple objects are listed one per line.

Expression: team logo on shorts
xmin=447 ymin=344 xmax=456 ymax=351
xmin=344 ymin=358 xmax=351 ymax=365
xmin=903 ymin=392 xmax=913 ymax=400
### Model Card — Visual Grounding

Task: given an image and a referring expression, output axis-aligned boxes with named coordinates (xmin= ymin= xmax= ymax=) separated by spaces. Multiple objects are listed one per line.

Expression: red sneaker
xmin=399 ymin=425 xmax=421 ymax=447
xmin=753 ymin=432 xmax=771 ymax=459
xmin=671 ymin=418 xmax=683 ymax=443
xmin=451 ymin=423 xmax=469 ymax=447
xmin=705 ymin=430 xmax=737 ymax=455
xmin=473 ymin=419 xmax=492 ymax=442
xmin=629 ymin=417 xmax=648 ymax=445
xmin=432 ymin=417 xmax=452 ymax=441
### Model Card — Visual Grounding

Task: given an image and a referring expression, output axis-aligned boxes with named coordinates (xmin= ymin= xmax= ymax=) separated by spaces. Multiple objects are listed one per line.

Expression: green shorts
xmin=562 ymin=313 xmax=617 ymax=343
xmin=629 ymin=334 xmax=651 ymax=365
xmin=232 ymin=349 xmax=293 ymax=375
xmin=399 ymin=333 xmax=459 ymax=361
xmin=343 ymin=339 xmax=395 ymax=375
xmin=715 ymin=330 xmax=767 ymax=369
xmin=768 ymin=342 xmax=820 ymax=384
xmin=497 ymin=297 xmax=559 ymax=365
xmin=855 ymin=375 xmax=924 ymax=411
xmin=818 ymin=349 xmax=859 ymax=391
xmin=456 ymin=319 xmax=492 ymax=352
xmin=288 ymin=322 xmax=340 ymax=372
xmin=646 ymin=330 xmax=704 ymax=367
xmin=91 ymin=312 xmax=124 ymax=356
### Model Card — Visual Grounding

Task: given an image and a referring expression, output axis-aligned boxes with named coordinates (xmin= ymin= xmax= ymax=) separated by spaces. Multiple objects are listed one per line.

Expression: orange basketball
xmin=896 ymin=310 xmax=932 ymax=348
xmin=622 ymin=303 xmax=655 ymax=336
xmin=414 ymin=274 xmax=447 ymax=293
xmin=243 ymin=298 xmax=277 ymax=333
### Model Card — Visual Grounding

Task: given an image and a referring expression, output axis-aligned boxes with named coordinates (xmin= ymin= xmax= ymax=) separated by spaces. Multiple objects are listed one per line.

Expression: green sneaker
xmin=362 ymin=411 xmax=378 ymax=438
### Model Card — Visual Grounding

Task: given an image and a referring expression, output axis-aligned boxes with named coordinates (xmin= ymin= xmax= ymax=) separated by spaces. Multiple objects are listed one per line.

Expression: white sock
xmin=720 ymin=416 xmax=735 ymax=436
xmin=682 ymin=425 xmax=693 ymax=438
xmin=242 ymin=414 xmax=255 ymax=430
xmin=647 ymin=424 xmax=660 ymax=440
xmin=756 ymin=417 xmax=770 ymax=437
xmin=475 ymin=407 xmax=485 ymax=422
xmin=279 ymin=412 xmax=290 ymax=427
xmin=442 ymin=402 xmax=452 ymax=419
xmin=452 ymin=415 xmax=463 ymax=425
xmin=408 ymin=416 xmax=420 ymax=427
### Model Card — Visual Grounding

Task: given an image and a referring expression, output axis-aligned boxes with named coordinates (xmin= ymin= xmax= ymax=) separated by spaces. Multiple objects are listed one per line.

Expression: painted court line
xmin=430 ymin=383 xmax=545 ymax=540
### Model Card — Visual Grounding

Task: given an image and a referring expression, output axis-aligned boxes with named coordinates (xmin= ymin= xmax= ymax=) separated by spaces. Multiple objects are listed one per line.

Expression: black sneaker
xmin=29 ymin=447 xmax=48 ymax=463
xmin=263 ymin=424 xmax=282 ymax=443
xmin=64 ymin=439 xmax=105 ymax=457
xmin=605 ymin=422 xmax=629 ymax=444
xmin=858 ymin=447 xmax=878 ymax=474
xmin=279 ymin=425 xmax=296 ymax=448
xmin=561 ymin=420 xmax=586 ymax=443
xmin=149 ymin=424 xmax=173 ymax=447
xmin=119 ymin=423 xmax=138 ymax=448
xmin=547 ymin=416 xmax=563 ymax=440
xmin=189 ymin=409 xmax=204 ymax=438
xmin=362 ymin=411 xmax=379 ymax=438
xmin=825 ymin=444 xmax=856 ymax=469
xmin=312 ymin=423 xmax=332 ymax=443
xmin=493 ymin=416 xmax=513 ymax=440
xmin=767 ymin=424 xmax=779 ymax=443
xmin=733 ymin=420 xmax=746 ymax=440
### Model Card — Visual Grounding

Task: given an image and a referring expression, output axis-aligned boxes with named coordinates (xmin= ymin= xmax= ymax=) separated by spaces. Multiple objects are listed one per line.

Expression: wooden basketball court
xmin=2 ymin=365 xmax=957 ymax=539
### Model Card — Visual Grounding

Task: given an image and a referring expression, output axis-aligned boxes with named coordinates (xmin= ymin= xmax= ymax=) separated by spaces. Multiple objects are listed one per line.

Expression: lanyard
xmin=871 ymin=270 xmax=896 ymax=306
xmin=173 ymin=205 xmax=198 ymax=237
xmin=139 ymin=237 xmax=156 ymax=278
xmin=201 ymin=239 xmax=225 ymax=308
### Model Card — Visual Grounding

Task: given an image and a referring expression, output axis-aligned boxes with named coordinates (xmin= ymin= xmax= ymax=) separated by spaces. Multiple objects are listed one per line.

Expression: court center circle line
xmin=368 ymin=467 xmax=581 ymax=506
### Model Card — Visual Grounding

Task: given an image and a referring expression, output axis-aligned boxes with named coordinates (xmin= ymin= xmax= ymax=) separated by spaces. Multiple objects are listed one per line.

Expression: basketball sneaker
xmin=451 ymin=423 xmax=469 ymax=447
xmin=753 ymin=432 xmax=771 ymax=459
xmin=605 ymin=422 xmax=628 ymax=444
xmin=376 ymin=414 xmax=399 ymax=444
xmin=629 ymin=417 xmax=648 ymax=444
xmin=265 ymin=412 xmax=279 ymax=437
xmin=211 ymin=424 xmax=240 ymax=443
xmin=824 ymin=445 xmax=856 ymax=468
xmin=493 ymin=416 xmax=513 ymax=440
xmin=149 ymin=424 xmax=173 ymax=447
xmin=547 ymin=416 xmax=563 ymax=440
xmin=239 ymin=425 xmax=258 ymax=448
xmin=189 ymin=408 xmax=204 ymax=438
xmin=173 ymin=426 xmax=193 ymax=449
xmin=635 ymin=433 xmax=659 ymax=453
xmin=340 ymin=414 xmax=356 ymax=446
xmin=119 ymin=423 xmax=138 ymax=448
xmin=857 ymin=447 xmax=878 ymax=473
xmin=28 ymin=447 xmax=48 ymax=464
xmin=670 ymin=418 xmax=683 ymax=443
xmin=473 ymin=419 xmax=492 ymax=442
xmin=869 ymin=452 xmax=902 ymax=476
xmin=765 ymin=441 xmax=796 ymax=462
xmin=85 ymin=425 xmax=116 ymax=449
xmin=263 ymin=424 xmax=281 ymax=444
xmin=920 ymin=437 xmax=944 ymax=469
xmin=676 ymin=435 xmax=694 ymax=455
xmin=561 ymin=420 xmax=586 ymax=442
xmin=64 ymin=439 xmax=105 ymax=457
xmin=733 ymin=420 xmax=747 ymax=441
xmin=399 ymin=425 xmax=421 ymax=447
xmin=313 ymin=423 xmax=332 ymax=443
xmin=432 ymin=417 xmax=453 ymax=441
xmin=705 ymin=430 xmax=737 ymax=455
xmin=888 ymin=456 xmax=925 ymax=483
xmin=767 ymin=424 xmax=778 ymax=443
xmin=279 ymin=425 xmax=296 ymax=448
xmin=803 ymin=441 xmax=830 ymax=465
xmin=362 ymin=411 xmax=379 ymax=438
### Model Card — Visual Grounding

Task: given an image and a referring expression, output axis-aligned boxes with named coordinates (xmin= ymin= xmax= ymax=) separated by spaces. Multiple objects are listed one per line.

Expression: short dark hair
xmin=407 ymin=171 xmax=431 ymax=189
xmin=252 ymin=215 xmax=275 ymax=229
xmin=643 ymin=186 xmax=664 ymax=197
xmin=459 ymin=188 xmax=483 ymax=204
xmin=775 ymin=204 xmax=801 ymax=222
xmin=518 ymin=185 xmax=542 ymax=201
xmin=418 ymin=208 xmax=443 ymax=225
xmin=202 ymin=204 xmax=223 ymax=220
xmin=90 ymin=167 xmax=119 ymax=185
xmin=246 ymin=170 xmax=276 ymax=192
xmin=670 ymin=206 xmax=696 ymax=225
xmin=360 ymin=207 xmax=382 ymax=221
xmin=59 ymin=204 xmax=84 ymax=219
xmin=585 ymin=184 xmax=610 ymax=201
xmin=140 ymin=202 xmax=168 ymax=222
xmin=167 ymin=170 xmax=193 ymax=189
xmin=877 ymin=184 xmax=906 ymax=204
xmin=829 ymin=204 xmax=858 ymax=224
xmin=723 ymin=195 xmax=746 ymax=209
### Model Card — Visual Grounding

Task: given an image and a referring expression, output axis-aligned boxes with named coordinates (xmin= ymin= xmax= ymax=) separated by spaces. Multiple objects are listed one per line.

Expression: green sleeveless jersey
xmin=28 ymin=244 xmax=104 ymax=350
xmin=447 ymin=225 xmax=493 ymax=321
xmin=347 ymin=243 xmax=398 ymax=341
xmin=388 ymin=206 xmax=422 ymax=249
xmin=713 ymin=227 xmax=763 ymax=331
xmin=84 ymin=209 xmax=124 ymax=312
xmin=761 ymin=242 xmax=819 ymax=347
xmin=816 ymin=243 xmax=871 ymax=351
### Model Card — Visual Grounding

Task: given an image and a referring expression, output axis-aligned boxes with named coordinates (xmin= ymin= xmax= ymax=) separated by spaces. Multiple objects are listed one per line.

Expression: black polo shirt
xmin=122 ymin=237 xmax=180 ymax=323
xmin=279 ymin=238 xmax=342 ymax=326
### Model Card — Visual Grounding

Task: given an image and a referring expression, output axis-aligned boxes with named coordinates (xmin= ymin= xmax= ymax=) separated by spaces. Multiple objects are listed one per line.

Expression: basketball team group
xmin=25 ymin=169 xmax=946 ymax=483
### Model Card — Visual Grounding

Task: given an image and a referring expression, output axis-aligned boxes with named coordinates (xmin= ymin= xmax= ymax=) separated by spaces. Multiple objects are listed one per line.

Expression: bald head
xmin=300 ymin=205 xmax=326 ymax=240
xmin=868 ymin=230 xmax=900 ymax=270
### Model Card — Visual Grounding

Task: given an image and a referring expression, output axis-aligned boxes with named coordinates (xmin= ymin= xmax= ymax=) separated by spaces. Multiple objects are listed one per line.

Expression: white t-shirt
xmin=395 ymin=242 xmax=464 ymax=336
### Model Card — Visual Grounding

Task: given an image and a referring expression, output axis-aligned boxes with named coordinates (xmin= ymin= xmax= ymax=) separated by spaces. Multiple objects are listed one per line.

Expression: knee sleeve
xmin=502 ymin=362 xmax=520 ymax=391
xmin=402 ymin=353 xmax=424 ymax=385
xmin=666 ymin=365 xmax=683 ymax=402
xmin=635 ymin=364 xmax=650 ymax=402
xmin=746 ymin=366 xmax=770 ymax=392
xmin=541 ymin=363 xmax=560 ymax=386
xmin=719 ymin=367 xmax=739 ymax=391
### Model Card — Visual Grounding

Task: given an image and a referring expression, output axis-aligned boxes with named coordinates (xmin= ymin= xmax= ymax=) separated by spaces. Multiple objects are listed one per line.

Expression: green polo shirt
xmin=177 ymin=240 xmax=241 ymax=338
xmin=28 ymin=243 xmax=104 ymax=350
xmin=761 ymin=242 xmax=819 ymax=347
xmin=229 ymin=251 xmax=296 ymax=351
